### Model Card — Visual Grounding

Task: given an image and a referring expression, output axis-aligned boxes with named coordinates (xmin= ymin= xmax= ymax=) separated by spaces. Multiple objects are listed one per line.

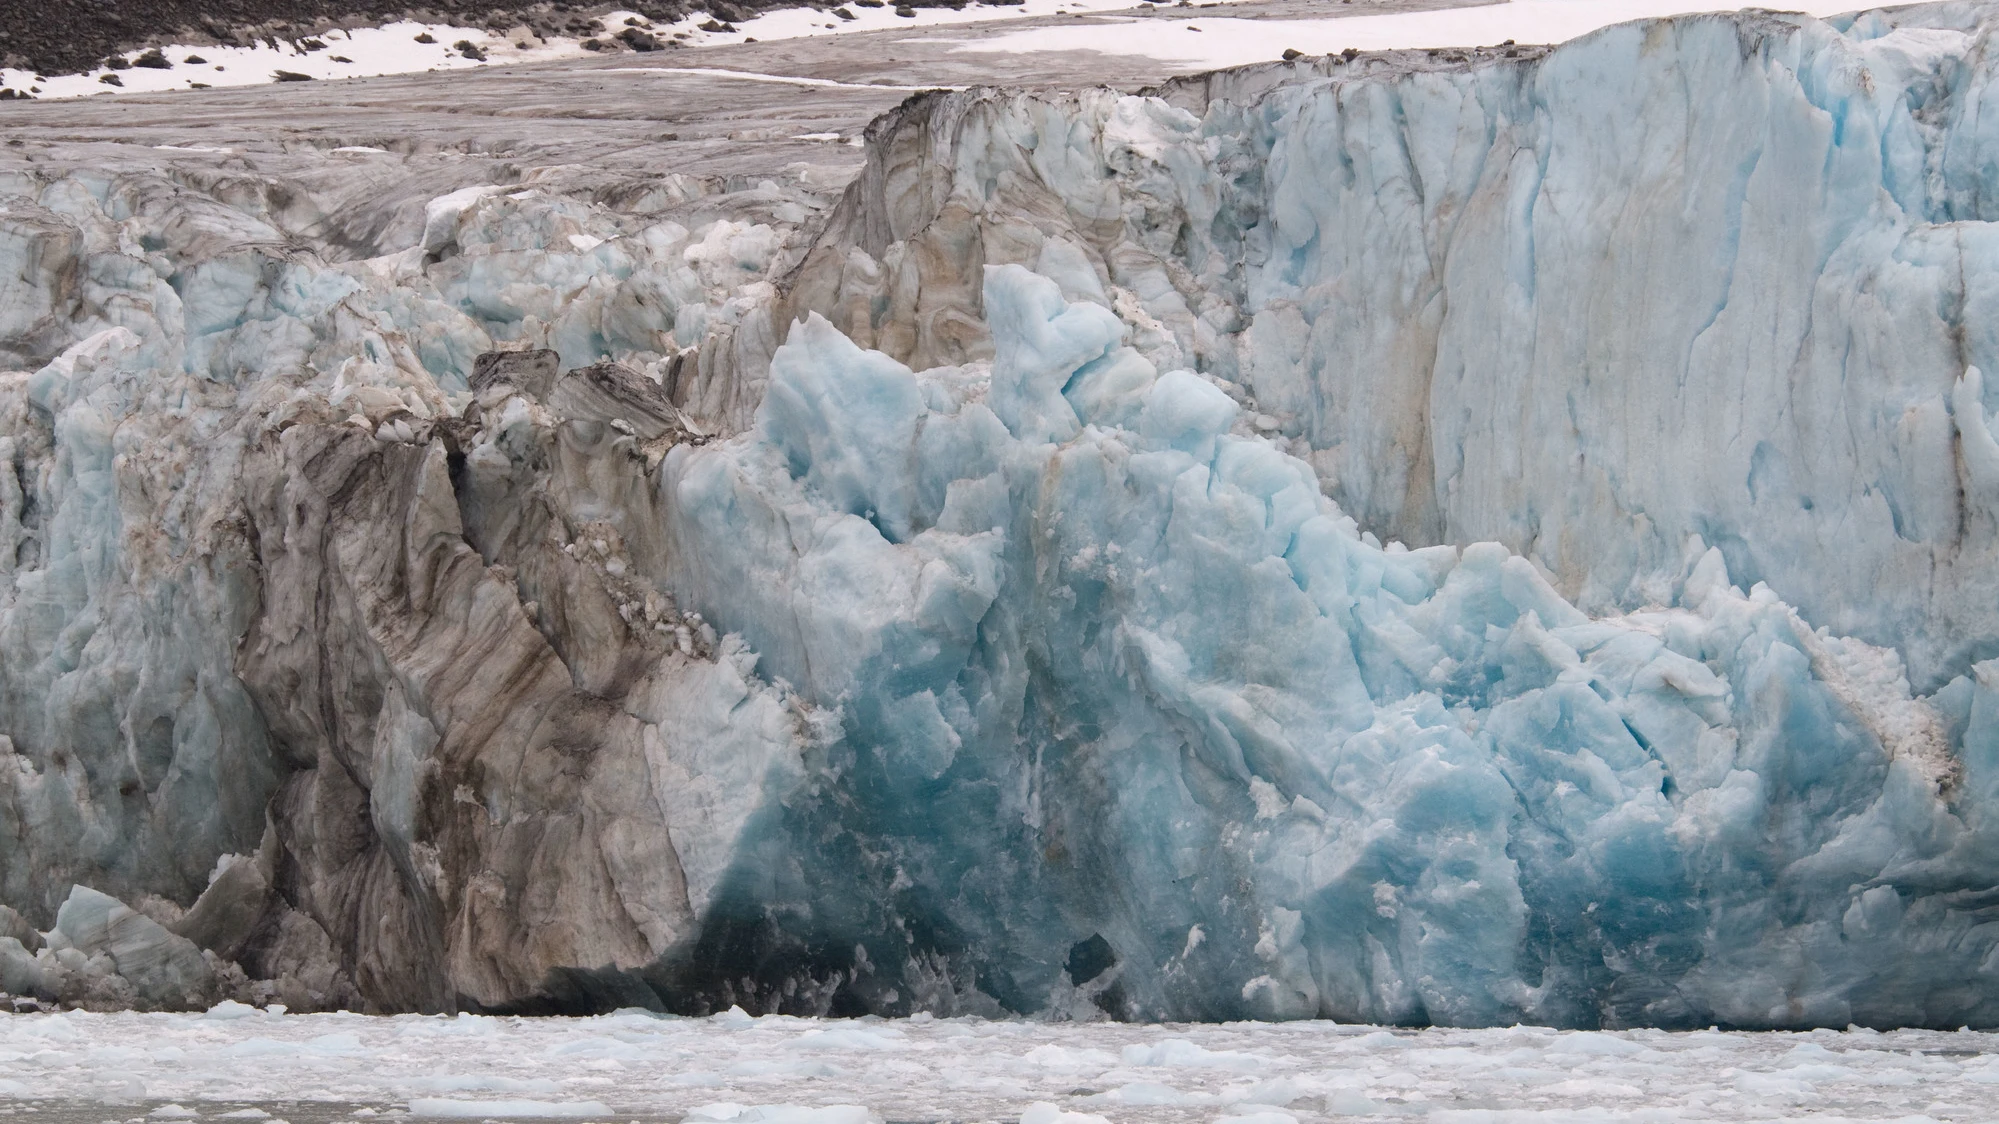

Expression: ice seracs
xmin=655 ymin=260 xmax=1999 ymax=1029
xmin=9 ymin=0 xmax=1999 ymax=1027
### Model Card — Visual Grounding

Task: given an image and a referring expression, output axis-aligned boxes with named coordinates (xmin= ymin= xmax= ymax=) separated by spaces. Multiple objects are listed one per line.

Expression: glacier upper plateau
xmin=4 ymin=0 xmax=1999 ymax=1038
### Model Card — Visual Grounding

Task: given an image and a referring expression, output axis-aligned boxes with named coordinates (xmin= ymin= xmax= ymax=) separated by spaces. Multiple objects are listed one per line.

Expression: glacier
xmin=6 ymin=0 xmax=1999 ymax=1029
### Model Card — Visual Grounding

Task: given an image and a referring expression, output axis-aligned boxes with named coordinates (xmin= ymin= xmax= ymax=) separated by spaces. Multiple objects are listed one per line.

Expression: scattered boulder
xmin=273 ymin=70 xmax=313 ymax=81
xmin=131 ymin=48 xmax=171 ymax=68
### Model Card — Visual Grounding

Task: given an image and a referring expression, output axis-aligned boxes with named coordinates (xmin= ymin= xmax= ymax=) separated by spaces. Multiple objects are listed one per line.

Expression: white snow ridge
xmin=10 ymin=0 xmax=1999 ymax=1117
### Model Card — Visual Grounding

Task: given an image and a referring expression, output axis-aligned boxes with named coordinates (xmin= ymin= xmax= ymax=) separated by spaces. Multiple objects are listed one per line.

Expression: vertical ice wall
xmin=9 ymin=1 xmax=1999 ymax=1025
xmin=653 ymin=261 xmax=1999 ymax=1029
xmin=786 ymin=1 xmax=1999 ymax=690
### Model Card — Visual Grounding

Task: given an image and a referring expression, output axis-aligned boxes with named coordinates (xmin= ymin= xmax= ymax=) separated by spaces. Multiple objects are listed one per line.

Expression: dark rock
xmin=454 ymin=39 xmax=487 ymax=60
xmin=617 ymin=27 xmax=660 ymax=50
xmin=104 ymin=54 xmax=130 ymax=69
xmin=131 ymin=48 xmax=170 ymax=67
xmin=97 ymin=72 xmax=122 ymax=85
xmin=273 ymin=69 xmax=314 ymax=81
xmin=171 ymin=857 xmax=270 ymax=963
xmin=1281 ymin=47 xmax=1301 ymax=60
xmin=471 ymin=349 xmax=561 ymax=401
xmin=1065 ymin=934 xmax=1117 ymax=985
xmin=183 ymin=53 xmax=207 ymax=63
xmin=834 ymin=7 xmax=856 ymax=18
xmin=0 ymin=0 xmax=824 ymax=79
xmin=547 ymin=360 xmax=687 ymax=440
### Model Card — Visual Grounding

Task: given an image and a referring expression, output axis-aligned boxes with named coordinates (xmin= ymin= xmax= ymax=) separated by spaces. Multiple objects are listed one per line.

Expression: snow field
xmin=0 ymin=20 xmax=595 ymax=100
xmin=940 ymin=0 xmax=1872 ymax=66
xmin=0 ymin=0 xmax=1886 ymax=102
xmin=0 ymin=0 xmax=1259 ymax=101
xmin=2 ymin=1006 xmax=1999 ymax=1122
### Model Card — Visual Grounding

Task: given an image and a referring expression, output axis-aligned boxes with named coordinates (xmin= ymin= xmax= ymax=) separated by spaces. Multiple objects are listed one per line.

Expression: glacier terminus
xmin=5 ymin=0 xmax=1999 ymax=1037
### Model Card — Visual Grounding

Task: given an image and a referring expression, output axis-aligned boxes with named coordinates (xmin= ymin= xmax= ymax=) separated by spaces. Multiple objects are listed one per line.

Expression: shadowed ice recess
xmin=9 ymin=0 xmax=1999 ymax=1030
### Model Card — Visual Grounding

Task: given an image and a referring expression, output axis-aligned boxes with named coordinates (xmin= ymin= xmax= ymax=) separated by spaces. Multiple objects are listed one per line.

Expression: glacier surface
xmin=4 ymin=0 xmax=1999 ymax=1029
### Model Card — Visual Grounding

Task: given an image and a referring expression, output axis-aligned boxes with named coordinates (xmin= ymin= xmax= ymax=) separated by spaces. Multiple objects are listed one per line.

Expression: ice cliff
xmin=8 ymin=0 xmax=1999 ymax=1029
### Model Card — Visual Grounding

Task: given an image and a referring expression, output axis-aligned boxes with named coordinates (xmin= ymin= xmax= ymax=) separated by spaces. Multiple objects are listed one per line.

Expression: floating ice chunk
xmin=405 ymin=1101 xmax=614 ymax=1118
xmin=1121 ymin=1039 xmax=1269 ymax=1071
xmin=1547 ymin=1032 xmax=1650 ymax=1057
xmin=149 ymin=1106 xmax=199 ymax=1118
xmin=680 ymin=1106 xmax=881 ymax=1124
xmin=1018 ymin=1106 xmax=1111 ymax=1124
xmin=407 ymin=1076 xmax=563 ymax=1095
xmin=1019 ymin=1044 xmax=1121 ymax=1070
xmin=783 ymin=1027 xmax=908 ymax=1052
xmin=1090 ymin=1081 xmax=1207 ymax=1105
xmin=203 ymin=1000 xmax=262 ymax=1020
